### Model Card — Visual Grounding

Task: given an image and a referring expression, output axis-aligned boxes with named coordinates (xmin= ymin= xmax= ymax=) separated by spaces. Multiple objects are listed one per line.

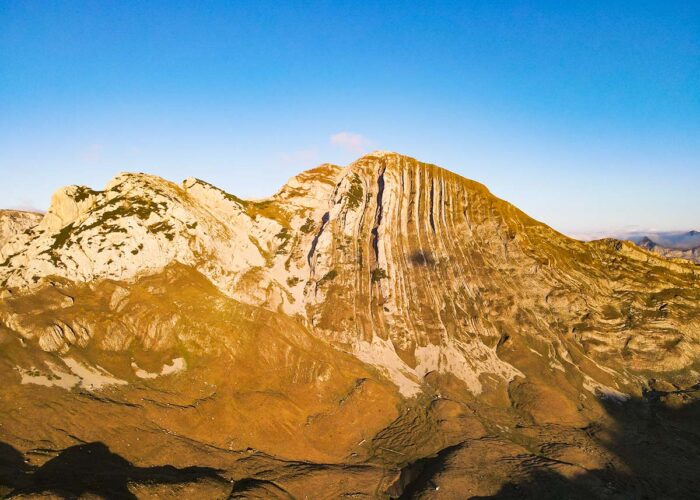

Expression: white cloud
xmin=80 ymin=144 xmax=104 ymax=163
xmin=279 ymin=148 xmax=319 ymax=165
xmin=564 ymin=226 xmax=676 ymax=242
xmin=9 ymin=199 xmax=44 ymax=213
xmin=330 ymin=131 xmax=373 ymax=153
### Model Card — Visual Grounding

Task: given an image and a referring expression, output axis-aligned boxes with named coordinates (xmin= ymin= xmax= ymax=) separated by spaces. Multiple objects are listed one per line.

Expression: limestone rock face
xmin=39 ymin=185 xmax=99 ymax=233
xmin=0 ymin=210 xmax=42 ymax=248
xmin=1 ymin=152 xmax=700 ymax=497
xmin=0 ymin=167 xmax=344 ymax=315
xmin=2 ymin=153 xmax=700 ymax=397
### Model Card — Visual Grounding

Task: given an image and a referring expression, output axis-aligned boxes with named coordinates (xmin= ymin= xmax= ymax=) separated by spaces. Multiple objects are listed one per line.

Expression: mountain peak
xmin=638 ymin=236 xmax=657 ymax=248
xmin=358 ymin=149 xmax=407 ymax=159
xmin=3 ymin=152 xmax=700 ymax=496
xmin=2 ymin=152 xmax=699 ymax=395
xmin=104 ymin=171 xmax=179 ymax=192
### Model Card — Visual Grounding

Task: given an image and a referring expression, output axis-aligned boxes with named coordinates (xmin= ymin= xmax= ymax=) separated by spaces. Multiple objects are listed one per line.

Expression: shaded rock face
xmin=1 ymin=152 xmax=700 ymax=497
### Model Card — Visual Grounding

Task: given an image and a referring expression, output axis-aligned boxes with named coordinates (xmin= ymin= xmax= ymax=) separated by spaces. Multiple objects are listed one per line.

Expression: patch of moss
xmin=248 ymin=236 xmax=272 ymax=264
xmin=52 ymin=223 xmax=75 ymax=250
xmin=194 ymin=178 xmax=247 ymax=205
xmin=37 ymin=223 xmax=78 ymax=266
xmin=300 ymin=218 xmax=315 ymax=234
xmin=101 ymin=224 xmax=127 ymax=235
xmin=73 ymin=186 xmax=99 ymax=202
xmin=275 ymin=227 xmax=292 ymax=254
xmin=148 ymin=220 xmax=174 ymax=234
xmin=193 ymin=178 xmax=292 ymax=226
xmin=248 ymin=200 xmax=291 ymax=227
xmin=146 ymin=220 xmax=176 ymax=241
xmin=0 ymin=251 xmax=21 ymax=267
xmin=73 ymin=197 xmax=166 ymax=238
xmin=372 ymin=267 xmax=388 ymax=283
xmin=319 ymin=269 xmax=338 ymax=284
xmin=346 ymin=174 xmax=364 ymax=210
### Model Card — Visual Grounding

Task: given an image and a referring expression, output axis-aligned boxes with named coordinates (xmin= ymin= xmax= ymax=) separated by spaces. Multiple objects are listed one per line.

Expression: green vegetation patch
xmin=148 ymin=220 xmax=174 ymax=234
xmin=73 ymin=186 xmax=100 ymax=202
xmin=319 ymin=269 xmax=338 ymax=284
xmin=300 ymin=218 xmax=315 ymax=234
xmin=346 ymin=174 xmax=364 ymax=210
xmin=148 ymin=220 xmax=175 ymax=240
xmin=372 ymin=267 xmax=388 ymax=282
xmin=194 ymin=178 xmax=247 ymax=205
xmin=52 ymin=223 xmax=75 ymax=250
xmin=70 ymin=196 xmax=167 ymax=239
xmin=275 ymin=227 xmax=292 ymax=254
xmin=193 ymin=178 xmax=293 ymax=227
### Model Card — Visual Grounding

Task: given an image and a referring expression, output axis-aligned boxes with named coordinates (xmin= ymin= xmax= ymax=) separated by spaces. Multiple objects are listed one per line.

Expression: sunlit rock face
xmin=1 ymin=152 xmax=700 ymax=498
xmin=0 ymin=210 xmax=42 ymax=248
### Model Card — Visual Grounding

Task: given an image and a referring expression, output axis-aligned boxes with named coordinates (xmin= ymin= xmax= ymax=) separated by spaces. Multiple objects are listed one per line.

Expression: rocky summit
xmin=1 ymin=152 xmax=699 ymax=499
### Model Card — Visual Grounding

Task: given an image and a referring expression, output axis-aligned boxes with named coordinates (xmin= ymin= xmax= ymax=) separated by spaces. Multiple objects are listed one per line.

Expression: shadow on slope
xmin=0 ymin=441 xmax=226 ymax=499
xmin=472 ymin=385 xmax=700 ymax=499
xmin=228 ymin=477 xmax=294 ymax=499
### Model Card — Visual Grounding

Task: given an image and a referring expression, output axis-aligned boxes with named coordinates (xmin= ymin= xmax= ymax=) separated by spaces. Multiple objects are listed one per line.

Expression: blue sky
xmin=1 ymin=1 xmax=698 ymax=237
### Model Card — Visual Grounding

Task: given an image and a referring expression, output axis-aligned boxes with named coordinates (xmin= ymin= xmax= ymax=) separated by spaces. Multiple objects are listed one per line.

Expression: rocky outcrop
xmin=0 ymin=167 xmax=344 ymax=316
xmin=0 ymin=210 xmax=42 ymax=248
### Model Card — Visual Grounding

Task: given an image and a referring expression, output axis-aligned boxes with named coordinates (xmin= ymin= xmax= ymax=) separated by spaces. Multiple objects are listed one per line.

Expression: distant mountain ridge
xmin=630 ymin=230 xmax=700 ymax=250
xmin=632 ymin=232 xmax=700 ymax=264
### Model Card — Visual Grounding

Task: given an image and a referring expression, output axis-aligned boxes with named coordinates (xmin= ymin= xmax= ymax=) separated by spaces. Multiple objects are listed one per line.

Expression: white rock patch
xmin=16 ymin=361 xmax=80 ymax=389
xmin=161 ymin=357 xmax=187 ymax=375
xmin=131 ymin=357 xmax=187 ymax=379
xmin=61 ymin=358 xmax=128 ymax=390
xmin=353 ymin=337 xmax=421 ymax=397
xmin=16 ymin=358 xmax=126 ymax=391
xmin=582 ymin=374 xmax=630 ymax=402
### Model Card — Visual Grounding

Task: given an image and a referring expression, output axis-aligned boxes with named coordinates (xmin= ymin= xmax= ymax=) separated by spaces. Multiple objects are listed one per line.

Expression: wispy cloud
xmin=330 ymin=131 xmax=373 ymax=153
xmin=279 ymin=148 xmax=319 ymax=165
xmin=80 ymin=143 xmax=104 ymax=163
xmin=9 ymin=199 xmax=44 ymax=213
xmin=565 ymin=226 xmax=676 ymax=241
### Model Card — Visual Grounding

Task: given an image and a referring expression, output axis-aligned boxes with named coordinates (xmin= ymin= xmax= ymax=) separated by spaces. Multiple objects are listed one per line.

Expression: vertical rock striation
xmin=1 ymin=152 xmax=699 ymax=400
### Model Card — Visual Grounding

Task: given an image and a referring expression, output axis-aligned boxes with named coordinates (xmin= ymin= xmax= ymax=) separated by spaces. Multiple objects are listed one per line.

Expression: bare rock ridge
xmin=1 ymin=151 xmax=700 ymax=498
